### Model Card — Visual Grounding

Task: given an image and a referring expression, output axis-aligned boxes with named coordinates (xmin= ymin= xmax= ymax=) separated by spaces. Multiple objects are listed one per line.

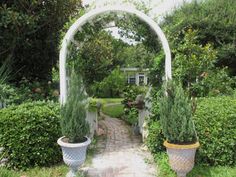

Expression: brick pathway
xmin=85 ymin=114 xmax=157 ymax=177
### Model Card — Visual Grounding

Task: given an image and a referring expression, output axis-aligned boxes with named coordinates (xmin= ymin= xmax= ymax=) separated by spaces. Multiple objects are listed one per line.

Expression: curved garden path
xmin=85 ymin=113 xmax=157 ymax=177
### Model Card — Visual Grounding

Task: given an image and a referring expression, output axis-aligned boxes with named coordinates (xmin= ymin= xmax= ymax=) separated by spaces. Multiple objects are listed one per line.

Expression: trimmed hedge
xmin=194 ymin=97 xmax=236 ymax=166
xmin=147 ymin=96 xmax=236 ymax=166
xmin=0 ymin=101 xmax=61 ymax=169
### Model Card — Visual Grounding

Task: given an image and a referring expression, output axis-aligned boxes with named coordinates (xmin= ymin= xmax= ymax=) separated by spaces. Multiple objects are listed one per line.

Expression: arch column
xmin=59 ymin=6 xmax=172 ymax=104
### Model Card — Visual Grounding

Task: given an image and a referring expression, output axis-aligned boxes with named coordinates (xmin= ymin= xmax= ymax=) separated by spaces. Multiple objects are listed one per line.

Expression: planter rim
xmin=164 ymin=140 xmax=200 ymax=149
xmin=57 ymin=136 xmax=91 ymax=148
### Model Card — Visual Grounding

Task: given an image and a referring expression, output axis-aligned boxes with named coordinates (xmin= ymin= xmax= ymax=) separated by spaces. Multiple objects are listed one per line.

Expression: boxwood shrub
xmin=194 ymin=96 xmax=236 ymax=166
xmin=0 ymin=101 xmax=61 ymax=169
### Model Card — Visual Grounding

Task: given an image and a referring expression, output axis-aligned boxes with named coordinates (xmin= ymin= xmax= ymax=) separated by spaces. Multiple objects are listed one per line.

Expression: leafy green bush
xmin=172 ymin=29 xmax=217 ymax=95
xmin=16 ymin=79 xmax=59 ymax=102
xmin=122 ymin=86 xmax=146 ymax=104
xmin=0 ymin=101 xmax=61 ymax=169
xmin=0 ymin=81 xmax=59 ymax=109
xmin=0 ymin=84 xmax=20 ymax=108
xmin=191 ymin=68 xmax=235 ymax=97
xmin=88 ymin=98 xmax=100 ymax=112
xmin=194 ymin=96 xmax=236 ymax=166
xmin=91 ymin=68 xmax=126 ymax=98
xmin=124 ymin=107 xmax=138 ymax=125
xmin=146 ymin=120 xmax=165 ymax=153
xmin=122 ymin=85 xmax=146 ymax=125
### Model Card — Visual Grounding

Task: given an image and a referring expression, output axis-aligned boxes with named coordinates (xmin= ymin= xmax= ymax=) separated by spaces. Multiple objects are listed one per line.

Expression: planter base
xmin=58 ymin=137 xmax=91 ymax=177
xmin=164 ymin=141 xmax=200 ymax=177
xmin=66 ymin=169 xmax=77 ymax=177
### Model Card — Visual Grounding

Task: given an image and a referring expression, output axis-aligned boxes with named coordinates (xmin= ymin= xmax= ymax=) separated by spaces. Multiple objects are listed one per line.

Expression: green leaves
xmin=60 ymin=69 xmax=89 ymax=143
xmin=194 ymin=96 xmax=236 ymax=166
xmin=159 ymin=80 xmax=197 ymax=144
xmin=162 ymin=0 xmax=236 ymax=75
xmin=91 ymin=68 xmax=126 ymax=98
xmin=146 ymin=120 xmax=165 ymax=153
xmin=172 ymin=29 xmax=217 ymax=88
xmin=0 ymin=101 xmax=61 ymax=169
xmin=0 ymin=0 xmax=81 ymax=81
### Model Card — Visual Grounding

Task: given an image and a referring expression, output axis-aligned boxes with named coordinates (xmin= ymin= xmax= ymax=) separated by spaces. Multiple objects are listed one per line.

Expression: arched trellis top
xmin=60 ymin=6 xmax=172 ymax=104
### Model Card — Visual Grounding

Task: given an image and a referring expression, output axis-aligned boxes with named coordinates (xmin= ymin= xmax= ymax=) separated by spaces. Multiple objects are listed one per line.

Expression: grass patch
xmin=0 ymin=165 xmax=84 ymax=177
xmin=155 ymin=152 xmax=236 ymax=177
xmin=102 ymin=104 xmax=124 ymax=118
xmin=97 ymin=98 xmax=123 ymax=104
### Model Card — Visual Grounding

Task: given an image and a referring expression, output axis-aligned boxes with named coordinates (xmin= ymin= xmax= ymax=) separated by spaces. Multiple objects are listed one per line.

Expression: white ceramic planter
xmin=57 ymin=136 xmax=91 ymax=177
xmin=164 ymin=141 xmax=200 ymax=177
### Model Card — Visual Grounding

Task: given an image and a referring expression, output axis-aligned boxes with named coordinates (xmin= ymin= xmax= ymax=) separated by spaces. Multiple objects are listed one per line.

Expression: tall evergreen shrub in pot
xmin=57 ymin=70 xmax=90 ymax=177
xmin=159 ymin=81 xmax=199 ymax=177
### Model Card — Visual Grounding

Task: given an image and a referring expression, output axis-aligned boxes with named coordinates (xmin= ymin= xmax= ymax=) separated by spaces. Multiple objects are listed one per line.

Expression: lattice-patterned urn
xmin=164 ymin=141 xmax=200 ymax=177
xmin=57 ymin=136 xmax=91 ymax=177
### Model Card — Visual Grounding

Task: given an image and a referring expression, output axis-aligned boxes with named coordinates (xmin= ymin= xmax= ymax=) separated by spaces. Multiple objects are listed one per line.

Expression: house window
xmin=139 ymin=73 xmax=145 ymax=85
xmin=128 ymin=75 xmax=136 ymax=84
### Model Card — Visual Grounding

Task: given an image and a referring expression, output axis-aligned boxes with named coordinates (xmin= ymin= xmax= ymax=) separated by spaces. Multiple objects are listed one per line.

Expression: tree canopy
xmin=0 ymin=0 xmax=81 ymax=81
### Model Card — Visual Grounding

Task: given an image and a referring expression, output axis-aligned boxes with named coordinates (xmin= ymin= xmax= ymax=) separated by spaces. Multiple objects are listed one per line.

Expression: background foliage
xmin=91 ymin=68 xmax=126 ymax=98
xmin=0 ymin=0 xmax=81 ymax=81
xmin=162 ymin=0 xmax=236 ymax=76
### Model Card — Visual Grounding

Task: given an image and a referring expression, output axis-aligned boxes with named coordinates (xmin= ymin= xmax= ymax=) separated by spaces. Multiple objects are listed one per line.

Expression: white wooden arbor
xmin=59 ymin=6 xmax=172 ymax=104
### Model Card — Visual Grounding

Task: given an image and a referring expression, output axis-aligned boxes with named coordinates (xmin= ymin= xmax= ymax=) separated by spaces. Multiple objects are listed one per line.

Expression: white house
xmin=120 ymin=68 xmax=149 ymax=86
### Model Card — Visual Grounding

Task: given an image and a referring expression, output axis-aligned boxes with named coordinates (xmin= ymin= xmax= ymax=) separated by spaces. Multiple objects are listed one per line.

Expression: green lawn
xmin=97 ymin=98 xmax=123 ymax=104
xmin=0 ymin=165 xmax=84 ymax=177
xmin=97 ymin=98 xmax=124 ymax=118
xmin=102 ymin=104 xmax=124 ymax=118
xmin=155 ymin=153 xmax=236 ymax=177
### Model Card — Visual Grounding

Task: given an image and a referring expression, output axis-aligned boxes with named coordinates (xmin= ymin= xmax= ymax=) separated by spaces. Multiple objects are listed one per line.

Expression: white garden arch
xmin=59 ymin=6 xmax=172 ymax=104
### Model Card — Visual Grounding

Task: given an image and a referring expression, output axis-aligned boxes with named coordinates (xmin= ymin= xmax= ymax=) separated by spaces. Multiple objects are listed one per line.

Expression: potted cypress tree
xmin=159 ymin=80 xmax=199 ymax=177
xmin=57 ymin=70 xmax=91 ymax=177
